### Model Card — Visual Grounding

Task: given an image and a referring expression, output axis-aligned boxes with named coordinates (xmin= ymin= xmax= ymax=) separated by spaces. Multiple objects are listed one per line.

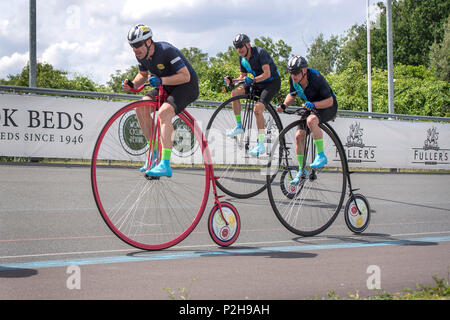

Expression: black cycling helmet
xmin=288 ymin=56 xmax=308 ymax=74
xmin=233 ymin=33 xmax=250 ymax=48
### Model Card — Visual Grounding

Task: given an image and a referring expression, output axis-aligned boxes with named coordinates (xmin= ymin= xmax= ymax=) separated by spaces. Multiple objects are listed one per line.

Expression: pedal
xmin=144 ymin=174 xmax=160 ymax=180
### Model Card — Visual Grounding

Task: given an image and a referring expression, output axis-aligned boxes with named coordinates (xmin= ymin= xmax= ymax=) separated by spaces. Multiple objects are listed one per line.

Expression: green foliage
xmin=307 ymin=33 xmax=340 ymax=75
xmin=429 ymin=16 xmax=450 ymax=82
xmin=107 ymin=65 xmax=139 ymax=93
xmin=335 ymin=0 xmax=450 ymax=71
xmin=326 ymin=61 xmax=450 ymax=116
xmin=0 ymin=62 xmax=100 ymax=91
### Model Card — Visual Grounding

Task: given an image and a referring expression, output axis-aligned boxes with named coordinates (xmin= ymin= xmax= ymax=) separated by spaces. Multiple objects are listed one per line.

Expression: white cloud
xmin=0 ymin=52 xmax=28 ymax=78
xmin=0 ymin=0 xmax=367 ymax=85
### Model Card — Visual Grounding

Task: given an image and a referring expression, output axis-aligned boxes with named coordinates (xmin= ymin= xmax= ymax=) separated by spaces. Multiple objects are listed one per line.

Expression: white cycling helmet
xmin=127 ymin=24 xmax=153 ymax=44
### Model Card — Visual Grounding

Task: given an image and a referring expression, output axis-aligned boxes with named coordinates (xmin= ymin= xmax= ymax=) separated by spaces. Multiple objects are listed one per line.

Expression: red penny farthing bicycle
xmin=91 ymin=84 xmax=240 ymax=250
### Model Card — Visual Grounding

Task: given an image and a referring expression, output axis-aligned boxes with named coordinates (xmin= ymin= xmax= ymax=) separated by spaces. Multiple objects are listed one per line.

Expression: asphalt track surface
xmin=0 ymin=163 xmax=449 ymax=301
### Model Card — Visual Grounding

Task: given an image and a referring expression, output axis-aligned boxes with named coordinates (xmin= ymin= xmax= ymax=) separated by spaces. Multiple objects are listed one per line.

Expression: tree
xmin=392 ymin=0 xmax=450 ymax=66
xmin=0 ymin=62 xmax=99 ymax=91
xmin=327 ymin=60 xmax=450 ymax=116
xmin=429 ymin=16 xmax=450 ymax=81
xmin=306 ymin=33 xmax=340 ymax=75
xmin=254 ymin=36 xmax=292 ymax=74
xmin=181 ymin=47 xmax=209 ymax=68
xmin=106 ymin=65 xmax=139 ymax=93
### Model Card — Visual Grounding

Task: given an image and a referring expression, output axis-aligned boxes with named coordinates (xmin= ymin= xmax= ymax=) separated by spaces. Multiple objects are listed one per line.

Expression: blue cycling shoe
xmin=226 ymin=126 xmax=244 ymax=137
xmin=310 ymin=152 xmax=328 ymax=169
xmin=145 ymin=160 xmax=172 ymax=177
xmin=289 ymin=168 xmax=309 ymax=185
xmin=249 ymin=142 xmax=266 ymax=156
xmin=140 ymin=150 xmax=157 ymax=172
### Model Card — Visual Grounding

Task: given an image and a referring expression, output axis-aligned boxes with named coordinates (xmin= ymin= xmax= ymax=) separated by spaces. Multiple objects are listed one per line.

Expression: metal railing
xmin=1 ymin=85 xmax=449 ymax=122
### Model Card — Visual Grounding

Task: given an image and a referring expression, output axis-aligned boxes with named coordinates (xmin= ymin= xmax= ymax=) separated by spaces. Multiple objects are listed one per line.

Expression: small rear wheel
xmin=208 ymin=202 xmax=240 ymax=247
xmin=344 ymin=194 xmax=371 ymax=234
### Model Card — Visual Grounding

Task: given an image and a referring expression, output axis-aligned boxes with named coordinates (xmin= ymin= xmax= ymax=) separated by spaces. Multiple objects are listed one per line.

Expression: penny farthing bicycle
xmin=266 ymin=107 xmax=371 ymax=237
xmin=91 ymin=84 xmax=240 ymax=250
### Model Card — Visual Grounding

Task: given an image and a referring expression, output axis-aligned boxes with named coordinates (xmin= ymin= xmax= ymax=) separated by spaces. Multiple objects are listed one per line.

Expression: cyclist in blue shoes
xmin=277 ymin=56 xmax=338 ymax=185
xmin=224 ymin=33 xmax=281 ymax=156
xmin=122 ymin=24 xmax=199 ymax=177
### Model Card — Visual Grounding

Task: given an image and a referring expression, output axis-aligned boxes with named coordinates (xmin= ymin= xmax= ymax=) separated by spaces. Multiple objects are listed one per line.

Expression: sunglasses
xmin=130 ymin=40 xmax=146 ymax=49
xmin=234 ymin=44 xmax=245 ymax=49
xmin=290 ymin=69 xmax=303 ymax=76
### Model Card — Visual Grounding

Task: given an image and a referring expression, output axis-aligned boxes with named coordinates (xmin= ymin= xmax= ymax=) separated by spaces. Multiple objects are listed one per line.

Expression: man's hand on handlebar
xmin=276 ymin=103 xmax=286 ymax=113
xmin=224 ymin=76 xmax=234 ymax=87
xmin=122 ymin=79 xmax=134 ymax=92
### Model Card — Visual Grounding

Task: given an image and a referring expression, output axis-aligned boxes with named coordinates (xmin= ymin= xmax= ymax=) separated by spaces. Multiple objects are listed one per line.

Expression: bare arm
xmin=161 ymin=66 xmax=191 ymax=86
xmin=276 ymin=93 xmax=296 ymax=112
xmin=123 ymin=70 xmax=148 ymax=91
xmin=308 ymin=96 xmax=334 ymax=109
xmin=255 ymin=64 xmax=271 ymax=83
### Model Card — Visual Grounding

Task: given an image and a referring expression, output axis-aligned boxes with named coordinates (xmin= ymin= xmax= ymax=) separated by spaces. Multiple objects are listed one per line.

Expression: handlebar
xmin=283 ymin=106 xmax=316 ymax=119
xmin=128 ymin=83 xmax=149 ymax=93
xmin=124 ymin=81 xmax=164 ymax=94
xmin=224 ymin=77 xmax=255 ymax=89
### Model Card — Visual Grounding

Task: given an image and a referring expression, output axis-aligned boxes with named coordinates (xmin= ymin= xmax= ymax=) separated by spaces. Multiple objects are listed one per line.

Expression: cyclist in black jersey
xmin=224 ymin=33 xmax=281 ymax=156
xmin=122 ymin=24 xmax=199 ymax=178
xmin=277 ymin=56 xmax=338 ymax=185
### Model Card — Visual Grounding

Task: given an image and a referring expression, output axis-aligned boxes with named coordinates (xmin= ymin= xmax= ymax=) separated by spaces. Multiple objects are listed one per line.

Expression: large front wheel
xmin=266 ymin=120 xmax=347 ymax=236
xmin=91 ymin=100 xmax=210 ymax=250
xmin=206 ymin=94 xmax=282 ymax=199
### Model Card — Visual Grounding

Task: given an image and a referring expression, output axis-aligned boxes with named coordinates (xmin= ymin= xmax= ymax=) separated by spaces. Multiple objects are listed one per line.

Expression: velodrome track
xmin=0 ymin=163 xmax=449 ymax=300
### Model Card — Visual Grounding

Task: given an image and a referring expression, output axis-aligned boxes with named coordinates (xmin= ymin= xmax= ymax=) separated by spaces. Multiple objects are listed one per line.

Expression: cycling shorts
xmin=298 ymin=100 xmax=338 ymax=130
xmin=244 ymin=77 xmax=281 ymax=106
xmin=145 ymin=73 xmax=199 ymax=114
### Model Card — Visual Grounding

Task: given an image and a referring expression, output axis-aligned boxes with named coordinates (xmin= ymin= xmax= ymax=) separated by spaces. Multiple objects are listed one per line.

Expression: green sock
xmin=296 ymin=154 xmax=304 ymax=169
xmin=235 ymin=114 xmax=241 ymax=123
xmin=313 ymin=138 xmax=324 ymax=154
xmin=162 ymin=148 xmax=172 ymax=161
xmin=258 ymin=133 xmax=265 ymax=143
xmin=152 ymin=139 xmax=158 ymax=152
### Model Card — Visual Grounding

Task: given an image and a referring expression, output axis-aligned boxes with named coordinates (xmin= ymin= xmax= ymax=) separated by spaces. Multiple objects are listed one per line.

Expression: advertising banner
xmin=1 ymin=93 xmax=449 ymax=169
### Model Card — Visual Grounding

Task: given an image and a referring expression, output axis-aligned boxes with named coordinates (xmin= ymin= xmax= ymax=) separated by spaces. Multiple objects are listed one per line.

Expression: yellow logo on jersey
xmin=157 ymin=64 xmax=165 ymax=70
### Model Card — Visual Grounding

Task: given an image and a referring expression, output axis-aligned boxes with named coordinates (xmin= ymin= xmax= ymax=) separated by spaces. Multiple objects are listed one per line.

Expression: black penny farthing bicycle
xmin=266 ymin=107 xmax=371 ymax=237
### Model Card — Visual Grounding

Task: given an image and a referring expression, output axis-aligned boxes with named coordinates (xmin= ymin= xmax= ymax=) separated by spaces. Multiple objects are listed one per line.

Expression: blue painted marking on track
xmin=1 ymin=236 xmax=450 ymax=270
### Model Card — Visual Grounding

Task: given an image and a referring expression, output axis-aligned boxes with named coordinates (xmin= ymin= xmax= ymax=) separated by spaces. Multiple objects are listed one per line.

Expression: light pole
xmin=367 ymin=0 xmax=372 ymax=113
xmin=29 ymin=0 xmax=37 ymax=87
xmin=386 ymin=0 xmax=395 ymax=115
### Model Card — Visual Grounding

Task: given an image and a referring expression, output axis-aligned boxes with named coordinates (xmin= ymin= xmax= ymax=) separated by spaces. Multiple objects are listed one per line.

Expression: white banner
xmin=0 ymin=93 xmax=120 ymax=159
xmin=1 ymin=93 xmax=449 ymax=169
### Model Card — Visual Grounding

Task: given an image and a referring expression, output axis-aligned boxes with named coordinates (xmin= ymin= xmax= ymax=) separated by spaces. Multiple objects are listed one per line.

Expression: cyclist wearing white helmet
xmin=123 ymin=24 xmax=199 ymax=177
xmin=224 ymin=33 xmax=281 ymax=157
xmin=277 ymin=55 xmax=338 ymax=185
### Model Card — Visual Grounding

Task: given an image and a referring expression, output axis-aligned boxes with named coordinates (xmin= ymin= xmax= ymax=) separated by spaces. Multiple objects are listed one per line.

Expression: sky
xmin=0 ymin=0 xmax=382 ymax=85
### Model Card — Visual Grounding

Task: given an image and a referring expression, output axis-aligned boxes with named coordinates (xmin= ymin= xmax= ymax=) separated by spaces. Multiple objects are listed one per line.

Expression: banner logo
xmin=411 ymin=126 xmax=449 ymax=165
xmin=334 ymin=121 xmax=377 ymax=164
xmin=172 ymin=117 xmax=199 ymax=158
xmin=118 ymin=111 xmax=147 ymax=156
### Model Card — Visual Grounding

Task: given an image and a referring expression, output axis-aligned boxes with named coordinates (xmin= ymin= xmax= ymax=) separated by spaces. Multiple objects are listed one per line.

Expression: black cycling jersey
xmin=290 ymin=68 xmax=337 ymax=124
xmin=239 ymin=47 xmax=280 ymax=83
xmin=137 ymin=41 xmax=197 ymax=81
xmin=137 ymin=41 xmax=198 ymax=114
xmin=289 ymin=68 xmax=336 ymax=104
